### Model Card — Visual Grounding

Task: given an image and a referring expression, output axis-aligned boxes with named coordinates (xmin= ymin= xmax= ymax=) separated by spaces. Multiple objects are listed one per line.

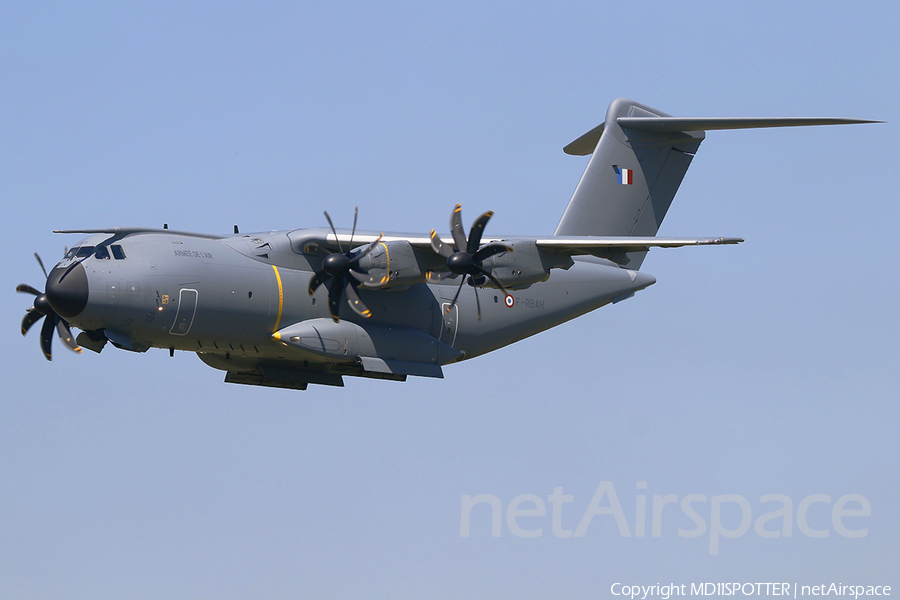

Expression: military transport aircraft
xmin=17 ymin=98 xmax=877 ymax=390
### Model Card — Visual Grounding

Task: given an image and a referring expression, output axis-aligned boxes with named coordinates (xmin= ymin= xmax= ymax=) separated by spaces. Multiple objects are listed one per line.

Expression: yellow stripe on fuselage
xmin=272 ymin=265 xmax=284 ymax=333
xmin=380 ymin=242 xmax=390 ymax=286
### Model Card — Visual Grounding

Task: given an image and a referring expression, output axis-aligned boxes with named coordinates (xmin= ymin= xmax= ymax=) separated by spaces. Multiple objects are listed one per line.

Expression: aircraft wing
xmin=59 ymin=228 xmax=741 ymax=256
xmin=318 ymin=231 xmax=742 ymax=260
xmin=338 ymin=232 xmax=743 ymax=270
xmin=320 ymin=232 xmax=742 ymax=250
xmin=530 ymin=235 xmax=743 ymax=254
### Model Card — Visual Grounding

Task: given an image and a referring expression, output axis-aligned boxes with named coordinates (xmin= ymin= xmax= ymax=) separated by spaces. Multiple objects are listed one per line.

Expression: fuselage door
xmin=438 ymin=302 xmax=458 ymax=347
xmin=169 ymin=289 xmax=198 ymax=336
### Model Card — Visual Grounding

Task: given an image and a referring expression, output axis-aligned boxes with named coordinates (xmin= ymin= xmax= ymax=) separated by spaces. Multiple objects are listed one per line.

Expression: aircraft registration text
xmin=516 ymin=297 xmax=544 ymax=309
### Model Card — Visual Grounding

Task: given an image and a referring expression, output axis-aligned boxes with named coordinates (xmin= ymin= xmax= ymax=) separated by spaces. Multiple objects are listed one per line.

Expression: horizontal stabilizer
xmin=563 ymin=123 xmax=605 ymax=156
xmin=565 ymin=115 xmax=880 ymax=155
xmin=618 ymin=116 xmax=881 ymax=133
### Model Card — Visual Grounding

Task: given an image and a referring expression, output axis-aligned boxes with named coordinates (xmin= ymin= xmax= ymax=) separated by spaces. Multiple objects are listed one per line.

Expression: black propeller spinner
xmin=307 ymin=207 xmax=382 ymax=322
xmin=17 ymin=253 xmax=83 ymax=361
xmin=429 ymin=204 xmax=512 ymax=321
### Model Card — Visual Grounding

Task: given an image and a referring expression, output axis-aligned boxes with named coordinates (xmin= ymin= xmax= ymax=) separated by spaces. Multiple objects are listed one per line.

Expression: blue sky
xmin=2 ymin=1 xmax=898 ymax=598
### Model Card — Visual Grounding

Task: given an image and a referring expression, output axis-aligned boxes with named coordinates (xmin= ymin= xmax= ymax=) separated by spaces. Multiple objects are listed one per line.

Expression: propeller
xmin=307 ymin=207 xmax=383 ymax=322
xmin=429 ymin=204 xmax=513 ymax=321
xmin=17 ymin=253 xmax=82 ymax=360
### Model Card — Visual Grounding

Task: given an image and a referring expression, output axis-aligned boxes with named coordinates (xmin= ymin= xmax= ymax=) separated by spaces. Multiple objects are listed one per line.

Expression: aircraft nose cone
xmin=46 ymin=262 xmax=89 ymax=319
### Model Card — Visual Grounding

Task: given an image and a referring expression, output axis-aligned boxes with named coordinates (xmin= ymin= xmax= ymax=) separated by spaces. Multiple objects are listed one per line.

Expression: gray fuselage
xmin=53 ymin=227 xmax=654 ymax=385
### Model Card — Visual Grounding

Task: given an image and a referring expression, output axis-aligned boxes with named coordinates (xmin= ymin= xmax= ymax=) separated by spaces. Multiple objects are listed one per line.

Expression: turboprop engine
xmin=481 ymin=240 xmax=574 ymax=290
xmin=353 ymin=240 xmax=430 ymax=289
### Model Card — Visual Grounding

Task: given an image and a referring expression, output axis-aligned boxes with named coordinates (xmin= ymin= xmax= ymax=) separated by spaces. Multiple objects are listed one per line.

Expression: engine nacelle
xmin=483 ymin=240 xmax=573 ymax=289
xmin=354 ymin=240 xmax=429 ymax=289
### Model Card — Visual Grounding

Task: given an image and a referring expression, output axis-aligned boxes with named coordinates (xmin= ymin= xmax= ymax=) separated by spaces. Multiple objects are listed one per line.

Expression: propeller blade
xmin=348 ymin=206 xmax=358 ymax=250
xmin=349 ymin=233 xmax=383 ymax=265
xmin=327 ymin=276 xmax=344 ymax=322
xmin=21 ymin=310 xmax=43 ymax=336
xmin=314 ymin=208 xmax=381 ymax=320
xmin=308 ymin=270 xmax=330 ymax=296
xmin=16 ymin=284 xmax=42 ymax=296
xmin=474 ymin=265 xmax=510 ymax=297
xmin=473 ymin=282 xmax=482 ymax=322
xmin=56 ymin=318 xmax=82 ymax=353
xmin=349 ymin=268 xmax=385 ymax=288
xmin=323 ymin=211 xmax=343 ymax=253
xmin=344 ymin=280 xmax=372 ymax=318
xmin=473 ymin=242 xmax=512 ymax=263
xmin=447 ymin=277 xmax=466 ymax=312
xmin=467 ymin=211 xmax=494 ymax=254
xmin=429 ymin=230 xmax=454 ymax=258
xmin=39 ymin=314 xmax=55 ymax=361
xmin=449 ymin=204 xmax=468 ymax=252
xmin=34 ymin=253 xmax=48 ymax=279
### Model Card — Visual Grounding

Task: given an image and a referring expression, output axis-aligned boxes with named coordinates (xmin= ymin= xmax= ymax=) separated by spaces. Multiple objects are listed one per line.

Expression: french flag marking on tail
xmin=614 ymin=166 xmax=633 ymax=185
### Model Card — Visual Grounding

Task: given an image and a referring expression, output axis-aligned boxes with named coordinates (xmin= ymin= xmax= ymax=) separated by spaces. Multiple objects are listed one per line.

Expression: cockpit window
xmin=64 ymin=244 xmax=125 ymax=260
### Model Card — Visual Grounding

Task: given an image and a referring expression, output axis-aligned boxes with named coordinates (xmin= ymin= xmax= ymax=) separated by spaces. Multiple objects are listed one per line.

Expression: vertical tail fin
xmin=554 ymin=98 xmax=704 ymax=269
xmin=555 ymin=98 xmax=877 ymax=269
